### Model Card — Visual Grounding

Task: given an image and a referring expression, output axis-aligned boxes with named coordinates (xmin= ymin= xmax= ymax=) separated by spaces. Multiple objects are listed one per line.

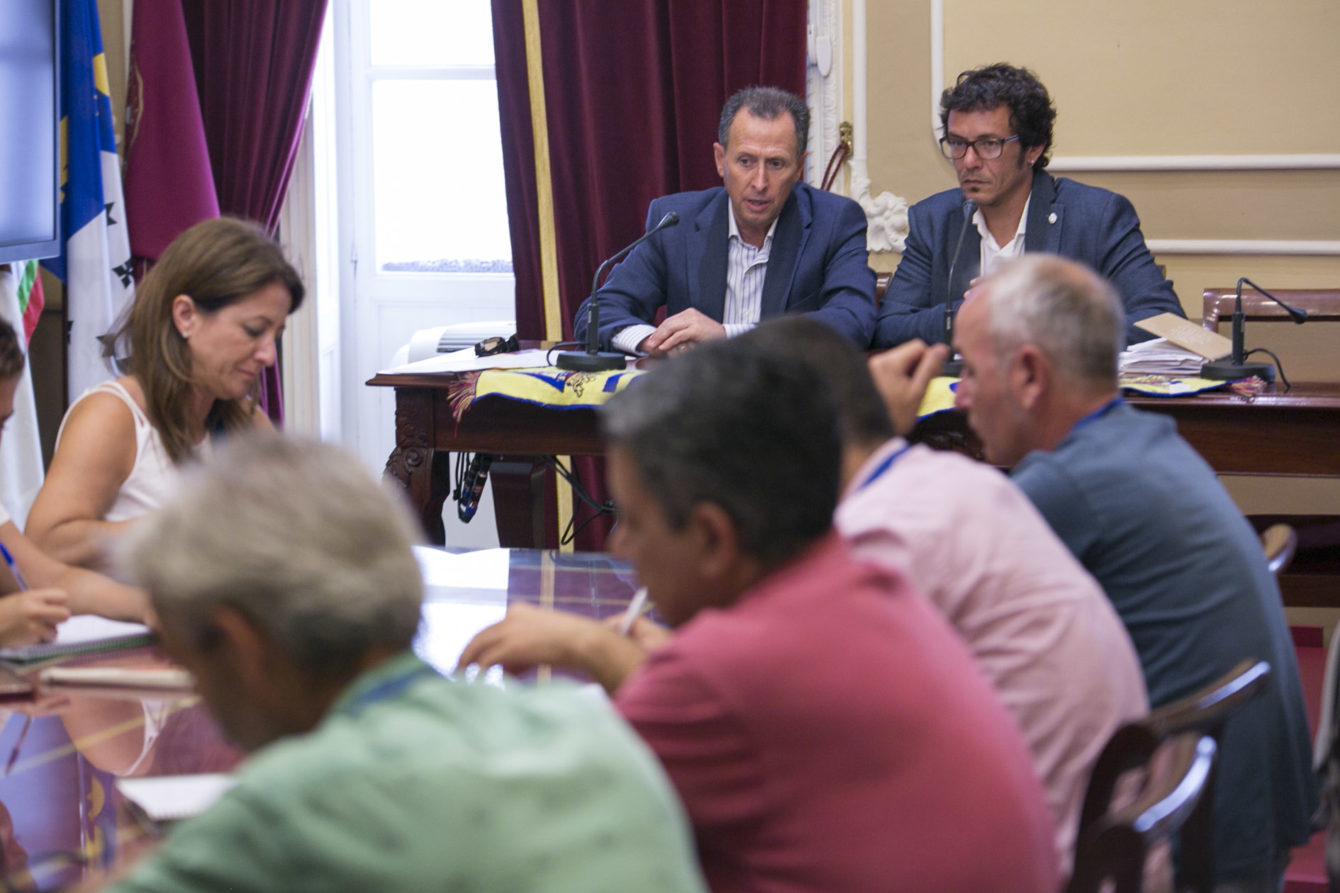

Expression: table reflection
xmin=0 ymin=650 xmax=241 ymax=890
xmin=413 ymin=547 xmax=641 ymax=682
xmin=0 ymin=548 xmax=642 ymax=890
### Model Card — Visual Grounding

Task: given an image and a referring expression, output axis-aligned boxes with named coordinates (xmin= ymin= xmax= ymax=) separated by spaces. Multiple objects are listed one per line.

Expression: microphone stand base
xmin=941 ymin=356 xmax=964 ymax=378
xmin=555 ymin=350 xmax=627 ymax=372
xmin=1200 ymin=359 xmax=1276 ymax=383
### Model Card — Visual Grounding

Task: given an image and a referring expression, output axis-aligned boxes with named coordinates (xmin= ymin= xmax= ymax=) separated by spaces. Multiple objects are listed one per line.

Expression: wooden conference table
xmin=367 ymin=363 xmax=1340 ymax=546
xmin=0 ymin=650 xmax=240 ymax=890
xmin=0 ymin=548 xmax=636 ymax=891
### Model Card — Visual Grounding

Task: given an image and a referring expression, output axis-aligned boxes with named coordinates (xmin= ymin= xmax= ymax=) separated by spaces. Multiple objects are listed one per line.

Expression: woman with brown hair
xmin=26 ymin=217 xmax=304 ymax=569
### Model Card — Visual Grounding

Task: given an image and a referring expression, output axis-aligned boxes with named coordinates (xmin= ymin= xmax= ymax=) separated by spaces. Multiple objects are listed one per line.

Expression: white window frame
xmin=333 ymin=0 xmax=513 ymax=481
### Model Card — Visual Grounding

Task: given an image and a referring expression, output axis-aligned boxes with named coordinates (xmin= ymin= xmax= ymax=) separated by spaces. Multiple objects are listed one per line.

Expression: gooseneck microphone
xmin=557 ymin=212 xmax=681 ymax=372
xmin=941 ymin=199 xmax=977 ymax=377
xmin=1200 ymin=276 xmax=1307 ymax=383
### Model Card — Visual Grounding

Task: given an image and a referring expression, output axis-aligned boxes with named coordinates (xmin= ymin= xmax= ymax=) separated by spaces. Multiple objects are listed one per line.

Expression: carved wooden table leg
xmin=384 ymin=388 xmax=450 ymax=544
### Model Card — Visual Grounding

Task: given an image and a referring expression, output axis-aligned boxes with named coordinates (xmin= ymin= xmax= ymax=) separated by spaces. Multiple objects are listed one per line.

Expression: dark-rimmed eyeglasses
xmin=939 ymin=134 xmax=1020 ymax=160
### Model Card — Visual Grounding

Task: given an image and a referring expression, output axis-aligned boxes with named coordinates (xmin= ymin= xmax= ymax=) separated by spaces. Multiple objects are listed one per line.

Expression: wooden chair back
xmin=875 ymin=271 xmax=891 ymax=308
xmin=1201 ymin=288 xmax=1340 ymax=331
xmin=1067 ymin=735 xmax=1217 ymax=893
xmin=1075 ymin=660 xmax=1271 ymax=892
xmin=1260 ymin=523 xmax=1299 ymax=578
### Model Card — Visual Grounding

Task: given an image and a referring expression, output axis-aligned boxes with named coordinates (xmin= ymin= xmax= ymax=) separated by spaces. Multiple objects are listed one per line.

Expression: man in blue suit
xmin=574 ymin=86 xmax=876 ymax=355
xmin=873 ymin=64 xmax=1184 ymax=349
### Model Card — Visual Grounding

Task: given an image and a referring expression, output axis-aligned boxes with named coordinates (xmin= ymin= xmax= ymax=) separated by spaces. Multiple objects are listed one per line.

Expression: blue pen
xmin=0 ymin=543 xmax=29 ymax=591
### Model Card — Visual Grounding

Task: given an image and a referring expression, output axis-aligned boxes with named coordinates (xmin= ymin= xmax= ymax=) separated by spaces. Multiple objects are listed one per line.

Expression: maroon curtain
xmin=494 ymin=0 xmax=806 ymax=341
xmin=123 ymin=0 xmax=220 ymax=274
xmin=180 ymin=0 xmax=329 ymax=423
xmin=492 ymin=0 xmax=806 ymax=549
xmin=493 ymin=7 xmax=544 ymax=340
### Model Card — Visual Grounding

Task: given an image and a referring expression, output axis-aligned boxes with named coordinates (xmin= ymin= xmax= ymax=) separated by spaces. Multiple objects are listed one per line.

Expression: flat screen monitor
xmin=0 ymin=0 xmax=60 ymax=263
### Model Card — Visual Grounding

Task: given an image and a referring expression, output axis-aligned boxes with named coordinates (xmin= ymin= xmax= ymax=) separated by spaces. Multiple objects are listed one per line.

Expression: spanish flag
xmin=0 ymin=263 xmax=46 ymax=525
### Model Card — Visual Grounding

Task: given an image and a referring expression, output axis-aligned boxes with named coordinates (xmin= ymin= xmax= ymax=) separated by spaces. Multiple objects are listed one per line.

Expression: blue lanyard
xmin=1070 ymin=396 xmax=1124 ymax=436
xmin=343 ymin=661 xmax=439 ymax=717
xmin=855 ymin=443 xmax=912 ymax=492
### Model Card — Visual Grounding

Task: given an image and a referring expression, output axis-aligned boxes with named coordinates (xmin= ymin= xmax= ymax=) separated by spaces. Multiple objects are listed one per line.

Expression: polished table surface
xmin=413 ymin=547 xmax=641 ymax=681
xmin=0 ymin=549 xmax=636 ymax=890
xmin=368 ymin=367 xmax=1340 ymax=543
xmin=1125 ymin=381 xmax=1340 ymax=476
xmin=910 ymin=380 xmax=1340 ymax=476
xmin=0 ymin=650 xmax=239 ymax=890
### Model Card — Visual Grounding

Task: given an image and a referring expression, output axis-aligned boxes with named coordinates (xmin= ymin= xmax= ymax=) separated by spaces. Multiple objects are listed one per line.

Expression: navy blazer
xmin=574 ymin=181 xmax=876 ymax=350
xmin=873 ymin=171 xmax=1184 ymax=348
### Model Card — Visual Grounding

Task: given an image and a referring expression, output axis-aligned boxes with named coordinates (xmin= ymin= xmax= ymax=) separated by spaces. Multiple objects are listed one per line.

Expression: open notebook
xmin=0 ymin=615 xmax=153 ymax=663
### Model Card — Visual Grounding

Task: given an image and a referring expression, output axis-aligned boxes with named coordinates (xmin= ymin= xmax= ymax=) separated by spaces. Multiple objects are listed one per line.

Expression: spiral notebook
xmin=0 ymin=615 xmax=153 ymax=663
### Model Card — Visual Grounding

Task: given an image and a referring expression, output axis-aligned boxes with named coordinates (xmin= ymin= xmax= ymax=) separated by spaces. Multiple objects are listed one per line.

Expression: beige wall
xmin=866 ymin=0 xmax=945 ymax=235
xmin=943 ymin=0 xmax=1340 ymax=155
xmin=869 ymin=0 xmax=1340 ymax=188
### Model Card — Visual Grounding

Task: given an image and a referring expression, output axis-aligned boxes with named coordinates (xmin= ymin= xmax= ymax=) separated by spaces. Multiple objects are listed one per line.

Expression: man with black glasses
xmin=873 ymin=63 xmax=1184 ymax=348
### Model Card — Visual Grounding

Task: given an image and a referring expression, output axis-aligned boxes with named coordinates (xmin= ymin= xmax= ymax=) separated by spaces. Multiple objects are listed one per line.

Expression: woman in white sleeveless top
xmin=0 ymin=319 xmax=147 ymax=635
xmin=25 ymin=218 xmax=304 ymax=569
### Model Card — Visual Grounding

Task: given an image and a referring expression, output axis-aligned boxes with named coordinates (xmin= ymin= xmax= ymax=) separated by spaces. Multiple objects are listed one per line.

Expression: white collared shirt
xmin=974 ymin=193 xmax=1032 ymax=278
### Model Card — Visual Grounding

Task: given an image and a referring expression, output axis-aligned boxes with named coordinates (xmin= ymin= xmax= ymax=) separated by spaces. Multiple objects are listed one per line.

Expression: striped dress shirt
xmin=722 ymin=211 xmax=777 ymax=337
xmin=610 ymin=211 xmax=777 ymax=353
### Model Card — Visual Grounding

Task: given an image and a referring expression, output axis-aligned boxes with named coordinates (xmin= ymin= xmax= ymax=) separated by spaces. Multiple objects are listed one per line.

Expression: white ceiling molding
xmin=1147 ymin=240 xmax=1340 ymax=256
xmin=805 ymin=0 xmax=843 ymax=189
xmin=930 ymin=0 xmax=945 ymax=141
xmin=1050 ymin=154 xmax=1340 ymax=172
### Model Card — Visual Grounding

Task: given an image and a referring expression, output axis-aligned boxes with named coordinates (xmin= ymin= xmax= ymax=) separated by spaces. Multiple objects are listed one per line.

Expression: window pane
xmin=371 ymin=79 xmax=512 ymax=273
xmin=370 ymin=0 xmax=494 ymax=67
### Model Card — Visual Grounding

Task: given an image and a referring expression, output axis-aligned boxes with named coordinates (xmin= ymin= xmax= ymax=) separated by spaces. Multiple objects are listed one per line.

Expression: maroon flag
xmin=123 ymin=0 xmax=219 ymax=269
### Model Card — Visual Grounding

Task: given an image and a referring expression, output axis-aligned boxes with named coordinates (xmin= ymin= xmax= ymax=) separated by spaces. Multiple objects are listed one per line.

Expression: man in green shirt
xmin=102 ymin=435 xmax=705 ymax=893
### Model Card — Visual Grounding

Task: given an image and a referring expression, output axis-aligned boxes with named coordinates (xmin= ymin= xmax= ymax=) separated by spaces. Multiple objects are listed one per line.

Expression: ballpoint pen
xmin=0 ymin=543 xmax=29 ymax=591
xmin=618 ymin=587 xmax=649 ymax=636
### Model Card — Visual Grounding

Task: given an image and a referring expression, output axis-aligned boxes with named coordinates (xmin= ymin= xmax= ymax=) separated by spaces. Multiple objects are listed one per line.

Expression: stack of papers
xmin=1119 ymin=338 xmax=1208 ymax=376
xmin=39 ymin=666 xmax=194 ymax=690
xmin=118 ymin=773 xmax=235 ymax=823
xmin=379 ymin=347 xmax=553 ymax=376
xmin=0 ymin=615 xmax=153 ymax=663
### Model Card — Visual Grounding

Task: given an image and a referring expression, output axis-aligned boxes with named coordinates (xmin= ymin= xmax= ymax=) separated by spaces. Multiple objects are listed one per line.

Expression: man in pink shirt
xmin=460 ymin=337 xmax=1058 ymax=893
xmin=740 ymin=316 xmax=1147 ymax=876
